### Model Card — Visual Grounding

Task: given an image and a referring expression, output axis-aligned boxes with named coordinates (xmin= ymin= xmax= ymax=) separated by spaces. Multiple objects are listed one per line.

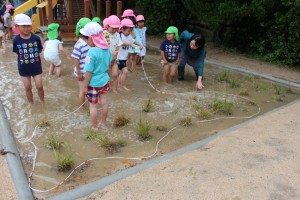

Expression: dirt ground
xmin=1 ymin=36 xmax=300 ymax=200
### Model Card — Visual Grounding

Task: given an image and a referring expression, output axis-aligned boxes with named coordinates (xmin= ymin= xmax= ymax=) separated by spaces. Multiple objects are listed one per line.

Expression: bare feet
xmin=113 ymin=89 xmax=119 ymax=94
xmin=122 ymin=86 xmax=130 ymax=91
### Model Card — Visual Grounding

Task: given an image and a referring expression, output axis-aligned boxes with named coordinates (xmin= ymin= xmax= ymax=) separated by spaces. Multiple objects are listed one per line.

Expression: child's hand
xmin=112 ymin=50 xmax=118 ymax=59
xmin=83 ymin=86 xmax=88 ymax=95
xmin=67 ymin=55 xmax=72 ymax=61
xmin=139 ymin=45 xmax=143 ymax=50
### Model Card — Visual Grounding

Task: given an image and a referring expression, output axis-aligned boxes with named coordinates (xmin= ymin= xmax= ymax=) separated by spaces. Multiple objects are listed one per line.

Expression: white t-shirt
xmin=43 ymin=39 xmax=63 ymax=58
xmin=117 ymin=33 xmax=135 ymax=60
xmin=104 ymin=30 xmax=123 ymax=53
xmin=3 ymin=13 xmax=12 ymax=28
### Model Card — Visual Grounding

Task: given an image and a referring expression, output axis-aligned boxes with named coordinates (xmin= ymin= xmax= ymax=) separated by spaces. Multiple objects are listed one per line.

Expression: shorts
xmin=128 ymin=44 xmax=141 ymax=54
xmin=0 ymin=30 xmax=4 ymax=37
xmin=86 ymin=83 xmax=110 ymax=104
xmin=44 ymin=54 xmax=62 ymax=66
xmin=116 ymin=59 xmax=127 ymax=70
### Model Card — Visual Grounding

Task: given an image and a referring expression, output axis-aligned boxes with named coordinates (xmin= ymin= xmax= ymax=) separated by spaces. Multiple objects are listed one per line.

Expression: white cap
xmin=79 ymin=22 xmax=103 ymax=36
xmin=14 ymin=13 xmax=32 ymax=25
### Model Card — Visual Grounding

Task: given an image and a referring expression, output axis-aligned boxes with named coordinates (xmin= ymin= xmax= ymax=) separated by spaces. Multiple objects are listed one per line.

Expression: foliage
xmin=45 ymin=135 xmax=64 ymax=150
xmin=53 ymin=143 xmax=74 ymax=171
xmin=136 ymin=0 xmax=191 ymax=35
xmin=181 ymin=0 xmax=300 ymax=66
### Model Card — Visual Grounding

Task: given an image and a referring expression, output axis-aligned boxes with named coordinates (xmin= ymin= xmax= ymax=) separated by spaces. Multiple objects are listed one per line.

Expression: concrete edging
xmin=0 ymin=102 xmax=34 ymax=200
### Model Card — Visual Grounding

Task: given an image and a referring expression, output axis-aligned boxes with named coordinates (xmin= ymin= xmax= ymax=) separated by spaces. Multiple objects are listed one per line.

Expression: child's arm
xmin=82 ymin=71 xmax=92 ymax=95
xmin=59 ymin=43 xmax=71 ymax=61
xmin=176 ymin=53 xmax=180 ymax=64
xmin=121 ymin=41 xmax=134 ymax=48
xmin=160 ymin=50 xmax=168 ymax=65
xmin=74 ymin=59 xmax=84 ymax=81
xmin=133 ymin=40 xmax=143 ymax=50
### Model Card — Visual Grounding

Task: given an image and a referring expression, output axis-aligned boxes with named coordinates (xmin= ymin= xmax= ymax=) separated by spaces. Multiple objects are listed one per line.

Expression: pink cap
xmin=136 ymin=15 xmax=144 ymax=22
xmin=91 ymin=33 xmax=109 ymax=49
xmin=102 ymin=18 xmax=109 ymax=30
xmin=5 ymin=4 xmax=14 ymax=14
xmin=107 ymin=15 xmax=120 ymax=28
xmin=121 ymin=9 xmax=136 ymax=18
xmin=120 ymin=18 xmax=134 ymax=28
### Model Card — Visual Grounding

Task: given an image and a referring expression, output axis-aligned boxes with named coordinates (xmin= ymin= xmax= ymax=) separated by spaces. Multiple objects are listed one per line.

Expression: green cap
xmin=47 ymin=23 xmax=59 ymax=40
xmin=92 ymin=17 xmax=102 ymax=25
xmin=76 ymin=17 xmax=92 ymax=38
xmin=165 ymin=26 xmax=179 ymax=41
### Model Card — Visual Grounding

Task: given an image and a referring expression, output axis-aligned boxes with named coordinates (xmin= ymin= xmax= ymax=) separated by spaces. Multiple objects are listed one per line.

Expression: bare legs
xmin=49 ymin=64 xmax=61 ymax=77
xmin=21 ymin=74 xmax=44 ymax=104
xmin=163 ymin=64 xmax=176 ymax=83
xmin=89 ymin=94 xmax=108 ymax=128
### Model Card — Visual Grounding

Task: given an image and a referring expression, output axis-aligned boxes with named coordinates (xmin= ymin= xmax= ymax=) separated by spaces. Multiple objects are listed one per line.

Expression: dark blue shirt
xmin=13 ymin=34 xmax=43 ymax=76
xmin=160 ymin=39 xmax=181 ymax=63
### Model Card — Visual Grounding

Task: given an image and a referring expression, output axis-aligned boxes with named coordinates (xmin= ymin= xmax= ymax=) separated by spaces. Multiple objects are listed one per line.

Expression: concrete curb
xmin=0 ymin=101 xmax=34 ymax=200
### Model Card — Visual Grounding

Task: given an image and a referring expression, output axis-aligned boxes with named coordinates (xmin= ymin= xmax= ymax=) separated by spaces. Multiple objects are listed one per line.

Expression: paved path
xmin=81 ymin=100 xmax=300 ymax=200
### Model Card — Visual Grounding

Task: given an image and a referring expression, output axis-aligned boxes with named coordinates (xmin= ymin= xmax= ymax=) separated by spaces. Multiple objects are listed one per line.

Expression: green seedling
xmin=143 ymin=99 xmax=154 ymax=112
xmin=135 ymin=119 xmax=152 ymax=141
xmin=211 ymin=98 xmax=234 ymax=115
xmin=114 ymin=113 xmax=130 ymax=127
xmin=85 ymin=127 xmax=97 ymax=141
xmin=54 ymin=143 xmax=74 ymax=171
xmin=45 ymin=135 xmax=64 ymax=150
xmin=180 ymin=116 xmax=192 ymax=127
xmin=195 ymin=108 xmax=212 ymax=120
xmin=217 ymin=70 xmax=231 ymax=82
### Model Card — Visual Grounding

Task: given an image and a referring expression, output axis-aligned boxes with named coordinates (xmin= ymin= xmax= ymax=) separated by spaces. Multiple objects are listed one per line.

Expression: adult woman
xmin=178 ymin=30 xmax=206 ymax=90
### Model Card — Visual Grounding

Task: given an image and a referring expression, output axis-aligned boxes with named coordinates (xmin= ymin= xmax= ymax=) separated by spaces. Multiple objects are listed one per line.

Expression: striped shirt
xmin=71 ymin=38 xmax=90 ymax=77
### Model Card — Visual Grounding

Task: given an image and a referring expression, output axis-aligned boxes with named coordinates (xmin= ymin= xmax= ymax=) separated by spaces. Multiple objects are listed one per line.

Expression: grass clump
xmin=217 ymin=70 xmax=231 ymax=82
xmin=179 ymin=116 xmax=192 ymax=127
xmin=54 ymin=143 xmax=74 ymax=171
xmin=286 ymin=87 xmax=295 ymax=94
xmin=239 ymin=89 xmax=249 ymax=96
xmin=45 ymin=135 xmax=64 ymax=150
xmin=228 ymin=79 xmax=240 ymax=88
xmin=85 ymin=127 xmax=97 ymax=141
xmin=254 ymin=82 xmax=269 ymax=92
xmin=273 ymin=84 xmax=283 ymax=95
xmin=245 ymin=74 xmax=254 ymax=82
xmin=156 ymin=125 xmax=168 ymax=132
xmin=211 ymin=97 xmax=234 ymax=115
xmin=195 ymin=108 xmax=212 ymax=120
xmin=143 ymin=99 xmax=154 ymax=112
xmin=114 ymin=113 xmax=130 ymax=127
xmin=38 ymin=120 xmax=50 ymax=128
xmin=135 ymin=119 xmax=152 ymax=141
xmin=95 ymin=135 xmax=125 ymax=153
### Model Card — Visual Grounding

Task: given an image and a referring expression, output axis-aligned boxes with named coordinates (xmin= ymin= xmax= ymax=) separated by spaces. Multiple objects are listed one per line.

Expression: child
xmin=71 ymin=17 xmax=91 ymax=108
xmin=117 ymin=18 xmax=143 ymax=91
xmin=160 ymin=26 xmax=181 ymax=83
xmin=80 ymin=22 xmax=112 ymax=129
xmin=121 ymin=9 xmax=142 ymax=72
xmin=43 ymin=23 xmax=71 ymax=77
xmin=103 ymin=15 xmax=122 ymax=94
xmin=13 ymin=13 xmax=44 ymax=104
xmin=0 ymin=20 xmax=4 ymax=49
xmin=92 ymin=17 xmax=102 ymax=26
xmin=3 ymin=4 xmax=14 ymax=41
xmin=136 ymin=15 xmax=147 ymax=64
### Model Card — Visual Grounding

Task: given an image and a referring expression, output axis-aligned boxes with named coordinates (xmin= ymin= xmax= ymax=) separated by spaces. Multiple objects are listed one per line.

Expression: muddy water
xmin=1 ymin=43 xmax=299 ymax=198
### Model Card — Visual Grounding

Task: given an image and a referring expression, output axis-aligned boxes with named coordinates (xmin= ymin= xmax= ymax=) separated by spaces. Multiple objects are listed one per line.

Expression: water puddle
xmin=1 ymin=44 xmax=299 ymax=198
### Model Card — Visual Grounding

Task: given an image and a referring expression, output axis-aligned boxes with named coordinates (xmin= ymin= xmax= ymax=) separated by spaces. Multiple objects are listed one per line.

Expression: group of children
xmin=11 ymin=7 xmax=201 ymax=130
xmin=0 ymin=2 xmax=15 ymax=49
xmin=12 ymin=9 xmax=148 ymax=130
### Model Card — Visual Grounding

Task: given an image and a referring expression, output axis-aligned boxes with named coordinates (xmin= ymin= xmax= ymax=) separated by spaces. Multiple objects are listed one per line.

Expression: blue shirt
xmin=13 ymin=34 xmax=43 ymax=76
xmin=84 ymin=47 xmax=112 ymax=87
xmin=160 ymin=39 xmax=181 ymax=63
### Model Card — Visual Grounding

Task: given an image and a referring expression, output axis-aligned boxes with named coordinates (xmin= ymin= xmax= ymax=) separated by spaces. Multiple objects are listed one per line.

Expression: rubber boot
xmin=178 ymin=66 xmax=185 ymax=81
